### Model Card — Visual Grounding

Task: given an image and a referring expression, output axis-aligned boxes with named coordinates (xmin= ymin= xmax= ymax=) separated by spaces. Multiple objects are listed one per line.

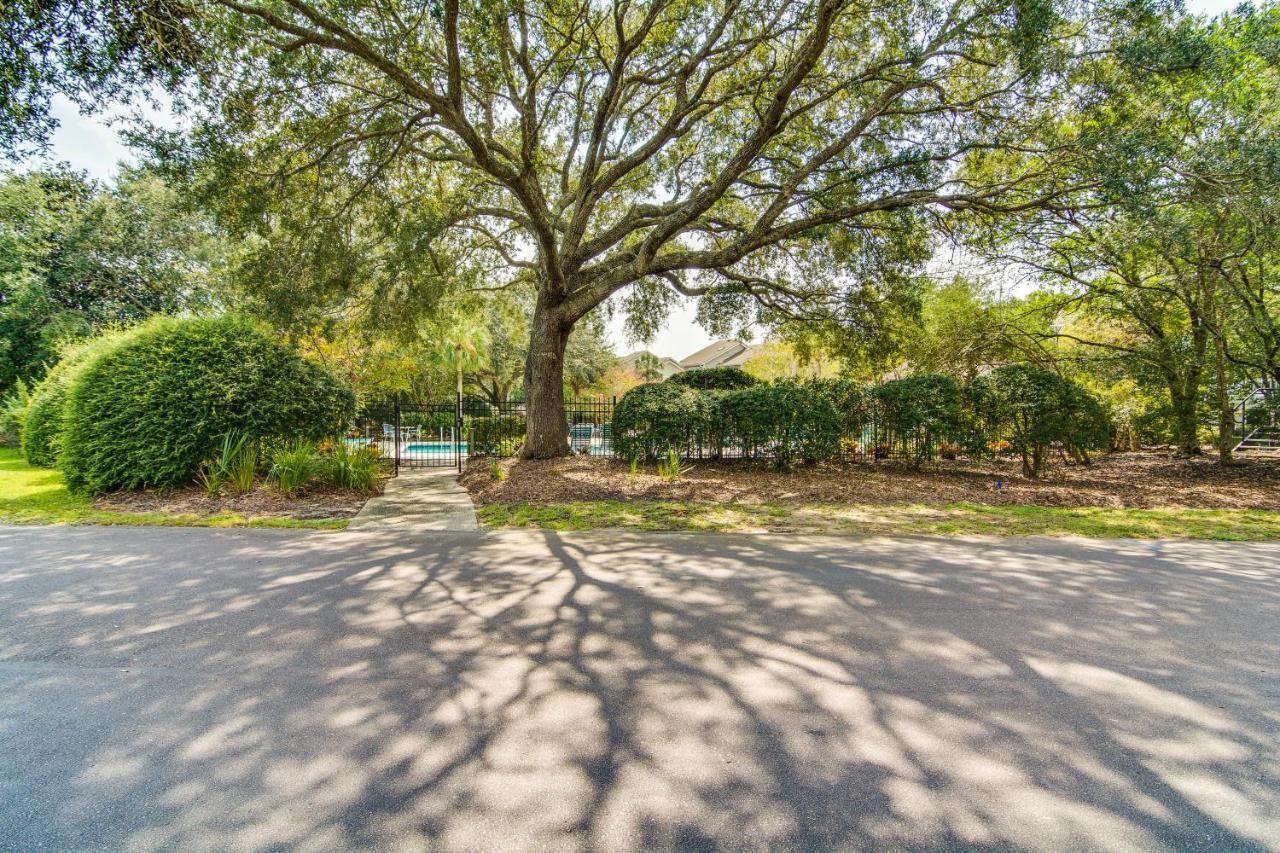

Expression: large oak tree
xmin=5 ymin=0 xmax=1108 ymax=454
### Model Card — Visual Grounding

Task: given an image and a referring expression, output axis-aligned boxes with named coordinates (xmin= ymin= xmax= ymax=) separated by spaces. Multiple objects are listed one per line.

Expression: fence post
xmin=455 ymin=389 xmax=463 ymax=474
xmin=393 ymin=398 xmax=401 ymax=477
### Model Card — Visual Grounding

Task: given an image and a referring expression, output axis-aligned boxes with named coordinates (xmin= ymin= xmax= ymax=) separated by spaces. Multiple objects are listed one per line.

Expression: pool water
xmin=405 ymin=442 xmax=468 ymax=453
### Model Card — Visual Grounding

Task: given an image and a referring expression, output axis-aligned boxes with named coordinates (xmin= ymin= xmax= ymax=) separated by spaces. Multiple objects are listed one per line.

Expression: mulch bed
xmin=93 ymin=479 xmax=385 ymax=521
xmin=461 ymin=451 xmax=1280 ymax=511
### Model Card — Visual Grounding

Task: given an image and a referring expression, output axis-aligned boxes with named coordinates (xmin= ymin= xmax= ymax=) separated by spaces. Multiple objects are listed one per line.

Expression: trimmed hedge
xmin=669 ymin=366 xmax=759 ymax=391
xmin=872 ymin=374 xmax=964 ymax=464
xmin=21 ymin=331 xmax=130 ymax=467
xmin=60 ymin=317 xmax=356 ymax=493
xmin=718 ymin=380 xmax=841 ymax=467
xmin=808 ymin=378 xmax=871 ymax=440
xmin=613 ymin=368 xmax=1110 ymax=472
xmin=613 ymin=382 xmax=710 ymax=462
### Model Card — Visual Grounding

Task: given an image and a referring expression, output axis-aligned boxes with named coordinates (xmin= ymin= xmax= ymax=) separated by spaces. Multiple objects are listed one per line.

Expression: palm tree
xmin=634 ymin=353 xmax=663 ymax=383
xmin=428 ymin=314 xmax=490 ymax=402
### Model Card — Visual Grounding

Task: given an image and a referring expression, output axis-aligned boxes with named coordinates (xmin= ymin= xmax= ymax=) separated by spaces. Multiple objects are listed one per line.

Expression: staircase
xmin=1233 ymin=384 xmax=1280 ymax=454
xmin=1235 ymin=425 xmax=1280 ymax=454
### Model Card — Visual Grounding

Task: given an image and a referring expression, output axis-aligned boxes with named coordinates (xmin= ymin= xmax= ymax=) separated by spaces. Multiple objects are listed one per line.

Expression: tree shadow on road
xmin=0 ymin=527 xmax=1276 ymax=850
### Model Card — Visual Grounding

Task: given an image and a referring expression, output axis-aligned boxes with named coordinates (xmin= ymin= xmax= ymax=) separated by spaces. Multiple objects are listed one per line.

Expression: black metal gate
xmin=351 ymin=397 xmax=464 ymax=474
xmin=352 ymin=394 xmax=616 ymax=475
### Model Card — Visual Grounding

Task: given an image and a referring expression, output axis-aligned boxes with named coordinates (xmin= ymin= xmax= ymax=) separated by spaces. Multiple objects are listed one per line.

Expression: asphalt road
xmin=0 ymin=526 xmax=1277 ymax=852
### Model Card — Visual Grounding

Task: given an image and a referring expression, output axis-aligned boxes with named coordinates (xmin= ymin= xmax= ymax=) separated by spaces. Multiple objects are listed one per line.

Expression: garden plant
xmin=56 ymin=316 xmax=355 ymax=494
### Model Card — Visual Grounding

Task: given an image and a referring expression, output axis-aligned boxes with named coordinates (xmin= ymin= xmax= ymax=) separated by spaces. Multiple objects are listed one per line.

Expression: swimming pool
xmin=405 ymin=442 xmax=468 ymax=453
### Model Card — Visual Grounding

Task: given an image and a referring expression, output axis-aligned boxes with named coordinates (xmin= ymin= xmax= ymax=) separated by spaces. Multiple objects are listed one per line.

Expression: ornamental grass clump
xmin=318 ymin=440 xmax=381 ymax=493
xmin=198 ymin=430 xmax=260 ymax=496
xmin=657 ymin=447 xmax=691 ymax=482
xmin=268 ymin=440 xmax=319 ymax=496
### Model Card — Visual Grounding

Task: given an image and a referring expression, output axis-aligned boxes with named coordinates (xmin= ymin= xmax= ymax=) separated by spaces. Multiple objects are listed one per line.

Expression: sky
xmin=19 ymin=0 xmax=1242 ymax=360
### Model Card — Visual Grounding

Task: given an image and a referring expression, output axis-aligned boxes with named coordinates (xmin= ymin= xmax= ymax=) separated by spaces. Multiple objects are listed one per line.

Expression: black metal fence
xmin=464 ymin=398 xmax=617 ymax=457
xmin=351 ymin=396 xmax=617 ymax=473
xmin=349 ymin=399 xmax=464 ymax=473
xmin=354 ymin=395 xmax=1022 ymax=473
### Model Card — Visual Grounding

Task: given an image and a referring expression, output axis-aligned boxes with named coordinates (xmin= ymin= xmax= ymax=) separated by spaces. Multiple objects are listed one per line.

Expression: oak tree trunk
xmin=522 ymin=297 xmax=571 ymax=458
xmin=1214 ymin=339 xmax=1237 ymax=466
xmin=1169 ymin=387 xmax=1201 ymax=457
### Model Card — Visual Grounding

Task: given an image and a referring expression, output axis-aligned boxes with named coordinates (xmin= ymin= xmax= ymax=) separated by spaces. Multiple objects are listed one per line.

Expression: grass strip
xmin=477 ymin=499 xmax=1280 ymax=540
xmin=0 ymin=448 xmax=346 ymax=530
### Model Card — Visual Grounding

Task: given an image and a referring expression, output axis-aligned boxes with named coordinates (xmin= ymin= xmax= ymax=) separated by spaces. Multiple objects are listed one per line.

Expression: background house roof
xmin=620 ymin=350 xmax=683 ymax=377
xmin=624 ymin=339 xmax=762 ymax=376
xmin=677 ymin=339 xmax=748 ymax=369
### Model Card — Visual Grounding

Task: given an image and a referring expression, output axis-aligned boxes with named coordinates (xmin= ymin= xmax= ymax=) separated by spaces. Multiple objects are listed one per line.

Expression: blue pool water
xmin=344 ymin=437 xmax=613 ymax=456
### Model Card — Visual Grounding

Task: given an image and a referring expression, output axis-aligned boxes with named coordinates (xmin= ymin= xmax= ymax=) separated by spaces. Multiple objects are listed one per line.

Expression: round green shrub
xmin=807 ymin=378 xmax=871 ymax=441
xmin=60 ymin=316 xmax=356 ymax=493
xmin=967 ymin=364 xmax=1110 ymax=477
xmin=613 ymin=382 xmax=710 ymax=462
xmin=669 ymin=366 xmax=759 ymax=391
xmin=21 ymin=331 xmax=130 ymax=467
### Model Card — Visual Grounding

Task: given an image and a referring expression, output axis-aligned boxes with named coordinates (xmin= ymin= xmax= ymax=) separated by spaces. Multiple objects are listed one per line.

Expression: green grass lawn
xmin=0 ymin=448 xmax=345 ymax=529
xmin=478 ymin=499 xmax=1280 ymax=540
xmin=7 ymin=445 xmax=1278 ymax=539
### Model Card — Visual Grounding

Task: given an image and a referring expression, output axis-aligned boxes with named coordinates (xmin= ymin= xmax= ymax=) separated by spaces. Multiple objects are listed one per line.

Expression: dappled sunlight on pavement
xmin=0 ymin=527 xmax=1277 ymax=850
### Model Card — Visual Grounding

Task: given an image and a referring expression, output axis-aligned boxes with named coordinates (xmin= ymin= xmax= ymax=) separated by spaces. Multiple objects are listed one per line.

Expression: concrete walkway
xmin=346 ymin=467 xmax=478 ymax=531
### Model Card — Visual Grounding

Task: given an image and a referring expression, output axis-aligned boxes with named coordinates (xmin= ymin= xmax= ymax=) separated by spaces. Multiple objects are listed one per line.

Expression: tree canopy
xmin=3 ymin=0 xmax=1277 ymax=464
xmin=969 ymin=4 xmax=1280 ymax=458
xmin=0 ymin=165 xmax=228 ymax=395
xmin=3 ymin=0 xmax=1135 ymax=454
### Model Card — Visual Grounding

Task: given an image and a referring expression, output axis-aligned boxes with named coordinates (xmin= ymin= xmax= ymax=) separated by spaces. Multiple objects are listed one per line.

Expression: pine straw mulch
xmin=92 ymin=479 xmax=385 ymax=521
xmin=462 ymin=451 xmax=1280 ymax=511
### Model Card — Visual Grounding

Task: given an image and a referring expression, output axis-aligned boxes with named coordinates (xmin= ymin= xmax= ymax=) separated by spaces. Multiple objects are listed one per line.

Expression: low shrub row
xmin=19 ymin=316 xmax=356 ymax=494
xmin=613 ymin=366 xmax=1112 ymax=476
